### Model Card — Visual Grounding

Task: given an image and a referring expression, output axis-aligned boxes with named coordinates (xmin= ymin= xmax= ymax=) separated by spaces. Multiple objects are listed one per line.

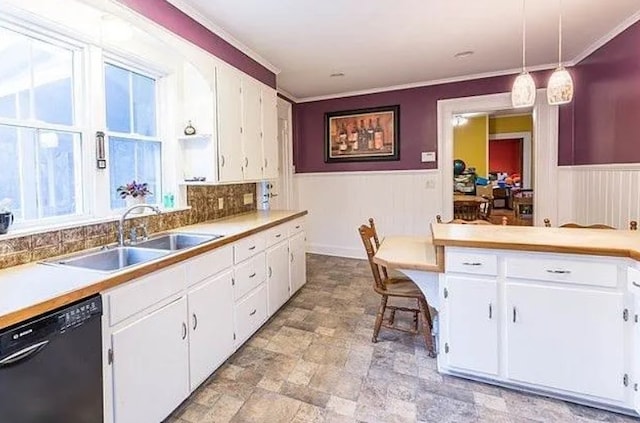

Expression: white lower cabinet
xmin=442 ymin=276 xmax=498 ymax=375
xmin=506 ymin=282 xmax=625 ymax=401
xmin=235 ymin=284 xmax=268 ymax=343
xmin=289 ymin=231 xmax=307 ymax=294
xmin=103 ymin=218 xmax=307 ymax=423
xmin=111 ymin=297 xmax=190 ymax=423
xmin=188 ymin=270 xmax=235 ymax=391
xmin=267 ymin=241 xmax=291 ymax=314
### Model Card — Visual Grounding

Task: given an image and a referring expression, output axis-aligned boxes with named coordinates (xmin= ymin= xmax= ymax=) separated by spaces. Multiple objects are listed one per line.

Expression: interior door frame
xmin=488 ymin=132 xmax=532 ymax=189
xmin=438 ymin=90 xmax=559 ymax=226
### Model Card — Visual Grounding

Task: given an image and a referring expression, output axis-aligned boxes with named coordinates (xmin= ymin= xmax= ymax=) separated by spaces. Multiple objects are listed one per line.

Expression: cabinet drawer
xmin=235 ymin=283 xmax=267 ymax=343
xmin=288 ymin=218 xmax=305 ymax=236
xmin=446 ymin=251 xmax=498 ymax=276
xmin=185 ymin=245 xmax=233 ymax=286
xmin=628 ymin=267 xmax=640 ymax=294
xmin=506 ymin=257 xmax=617 ymax=287
xmin=264 ymin=224 xmax=288 ymax=248
xmin=234 ymin=234 xmax=266 ymax=264
xmin=234 ymin=253 xmax=266 ymax=300
xmin=108 ymin=264 xmax=186 ymax=327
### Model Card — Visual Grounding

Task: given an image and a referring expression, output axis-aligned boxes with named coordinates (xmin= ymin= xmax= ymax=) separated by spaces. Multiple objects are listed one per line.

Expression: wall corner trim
xmin=164 ymin=0 xmax=281 ymax=74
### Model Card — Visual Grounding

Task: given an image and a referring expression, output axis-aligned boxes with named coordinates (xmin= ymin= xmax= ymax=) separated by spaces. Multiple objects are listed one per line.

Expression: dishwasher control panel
xmin=59 ymin=297 xmax=102 ymax=331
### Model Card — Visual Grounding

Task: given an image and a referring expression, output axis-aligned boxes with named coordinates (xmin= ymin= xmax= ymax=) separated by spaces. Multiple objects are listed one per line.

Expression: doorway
xmin=438 ymin=91 xmax=559 ymax=227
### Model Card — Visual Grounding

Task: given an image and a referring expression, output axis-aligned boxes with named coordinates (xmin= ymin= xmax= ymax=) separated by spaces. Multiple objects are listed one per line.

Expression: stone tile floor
xmin=166 ymin=254 xmax=638 ymax=423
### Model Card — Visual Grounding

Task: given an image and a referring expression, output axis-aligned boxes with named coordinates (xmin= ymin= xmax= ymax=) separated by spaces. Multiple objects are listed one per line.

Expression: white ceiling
xmin=176 ymin=0 xmax=640 ymax=100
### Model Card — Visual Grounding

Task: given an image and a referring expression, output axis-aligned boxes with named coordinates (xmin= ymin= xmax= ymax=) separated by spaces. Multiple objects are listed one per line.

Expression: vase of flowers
xmin=116 ymin=181 xmax=152 ymax=213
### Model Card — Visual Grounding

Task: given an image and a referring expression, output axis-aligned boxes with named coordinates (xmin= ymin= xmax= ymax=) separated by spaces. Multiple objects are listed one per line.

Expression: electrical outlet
xmin=243 ymin=193 xmax=253 ymax=205
xmin=218 ymin=197 xmax=224 ymax=209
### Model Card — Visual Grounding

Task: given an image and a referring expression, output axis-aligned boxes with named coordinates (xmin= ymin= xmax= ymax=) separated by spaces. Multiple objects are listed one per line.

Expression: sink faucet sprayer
xmin=118 ymin=204 xmax=162 ymax=246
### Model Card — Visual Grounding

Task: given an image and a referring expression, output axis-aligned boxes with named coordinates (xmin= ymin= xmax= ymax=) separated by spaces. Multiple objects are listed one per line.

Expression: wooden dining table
xmin=373 ymin=235 xmax=444 ymax=309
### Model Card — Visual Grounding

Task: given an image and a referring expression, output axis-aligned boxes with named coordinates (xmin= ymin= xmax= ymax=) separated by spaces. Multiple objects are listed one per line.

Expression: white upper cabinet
xmin=180 ymin=61 xmax=215 ymax=136
xmin=241 ymin=76 xmax=264 ymax=180
xmin=261 ymin=86 xmax=279 ymax=180
xmin=216 ymin=65 xmax=244 ymax=182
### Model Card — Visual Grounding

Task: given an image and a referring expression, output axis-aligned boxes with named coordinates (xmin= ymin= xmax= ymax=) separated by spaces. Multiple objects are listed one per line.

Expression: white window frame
xmin=0 ymin=19 xmax=88 ymax=229
xmin=101 ymin=55 xmax=166 ymax=212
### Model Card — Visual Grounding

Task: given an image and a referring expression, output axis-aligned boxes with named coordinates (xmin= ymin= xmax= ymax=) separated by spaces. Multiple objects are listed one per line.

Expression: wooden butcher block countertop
xmin=431 ymin=223 xmax=640 ymax=260
xmin=0 ymin=210 xmax=307 ymax=330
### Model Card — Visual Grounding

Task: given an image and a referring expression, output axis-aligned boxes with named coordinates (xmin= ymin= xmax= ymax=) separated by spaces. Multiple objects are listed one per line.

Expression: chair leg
xmin=388 ymin=308 xmax=396 ymax=326
xmin=418 ymin=298 xmax=435 ymax=357
xmin=372 ymin=295 xmax=388 ymax=343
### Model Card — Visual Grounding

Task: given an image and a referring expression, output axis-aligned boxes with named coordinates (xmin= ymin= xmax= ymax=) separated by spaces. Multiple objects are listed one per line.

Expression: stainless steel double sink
xmin=44 ymin=233 xmax=223 ymax=273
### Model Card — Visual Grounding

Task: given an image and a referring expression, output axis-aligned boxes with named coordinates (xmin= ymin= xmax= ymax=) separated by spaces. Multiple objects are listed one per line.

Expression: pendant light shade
xmin=547 ymin=0 xmax=574 ymax=105
xmin=512 ymin=0 xmax=536 ymax=108
xmin=512 ymin=71 xmax=537 ymax=108
xmin=547 ymin=66 xmax=574 ymax=105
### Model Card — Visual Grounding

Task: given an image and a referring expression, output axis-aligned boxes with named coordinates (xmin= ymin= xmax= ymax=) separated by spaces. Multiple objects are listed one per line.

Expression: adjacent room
xmin=1 ymin=0 xmax=640 ymax=422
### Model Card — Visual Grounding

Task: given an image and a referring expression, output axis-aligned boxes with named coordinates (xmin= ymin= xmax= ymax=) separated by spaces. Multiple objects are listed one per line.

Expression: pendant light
xmin=512 ymin=0 xmax=536 ymax=108
xmin=547 ymin=0 xmax=574 ymax=105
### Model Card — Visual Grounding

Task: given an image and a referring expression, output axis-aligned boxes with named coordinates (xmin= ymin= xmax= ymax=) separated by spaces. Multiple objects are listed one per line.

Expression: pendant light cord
xmin=558 ymin=0 xmax=563 ymax=66
xmin=522 ymin=0 xmax=527 ymax=71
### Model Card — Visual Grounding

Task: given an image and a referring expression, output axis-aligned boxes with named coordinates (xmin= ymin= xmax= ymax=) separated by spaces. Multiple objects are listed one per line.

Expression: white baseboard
xmin=307 ymin=243 xmax=366 ymax=260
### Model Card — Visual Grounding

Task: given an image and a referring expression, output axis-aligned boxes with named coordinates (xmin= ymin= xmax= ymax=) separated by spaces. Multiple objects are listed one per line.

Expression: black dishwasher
xmin=0 ymin=294 xmax=103 ymax=423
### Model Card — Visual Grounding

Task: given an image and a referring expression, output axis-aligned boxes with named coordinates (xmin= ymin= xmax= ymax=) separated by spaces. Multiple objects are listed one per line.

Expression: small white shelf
xmin=177 ymin=134 xmax=213 ymax=143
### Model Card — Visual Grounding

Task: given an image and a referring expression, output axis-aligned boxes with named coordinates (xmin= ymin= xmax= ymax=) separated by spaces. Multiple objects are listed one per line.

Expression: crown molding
xmin=295 ymin=63 xmax=558 ymax=103
xmin=276 ymin=88 xmax=299 ymax=104
xmin=164 ymin=0 xmax=280 ymax=74
xmin=570 ymin=8 xmax=640 ymax=65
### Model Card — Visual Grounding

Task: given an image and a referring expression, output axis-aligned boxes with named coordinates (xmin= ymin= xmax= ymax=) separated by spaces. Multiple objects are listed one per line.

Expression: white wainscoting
xmin=557 ymin=164 xmax=640 ymax=228
xmin=294 ymin=170 xmax=442 ymax=259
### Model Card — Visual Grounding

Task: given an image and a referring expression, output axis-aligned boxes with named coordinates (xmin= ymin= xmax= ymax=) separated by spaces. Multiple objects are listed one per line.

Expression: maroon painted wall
xmin=565 ymin=20 xmax=640 ymax=165
xmin=118 ymin=0 xmax=276 ymax=88
xmin=294 ymin=20 xmax=640 ymax=171
xmin=294 ymin=71 xmax=554 ymax=172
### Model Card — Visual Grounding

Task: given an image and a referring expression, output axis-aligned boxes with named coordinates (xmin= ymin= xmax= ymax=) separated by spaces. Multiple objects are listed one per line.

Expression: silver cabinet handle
xmin=192 ymin=313 xmax=198 ymax=330
xmin=546 ymin=269 xmax=571 ymax=274
xmin=248 ymin=245 xmax=256 ymax=251
xmin=462 ymin=262 xmax=482 ymax=266
xmin=265 ymin=158 xmax=268 ymax=168
xmin=275 ymin=234 xmax=282 ymax=238
xmin=268 ymin=266 xmax=272 ymax=277
xmin=249 ymin=309 xmax=257 ymax=316
xmin=220 ymin=155 xmax=225 ymax=167
xmin=245 ymin=157 xmax=249 ymax=167
xmin=295 ymin=225 xmax=301 ymax=229
xmin=249 ymin=272 xmax=256 ymax=278
xmin=182 ymin=322 xmax=187 ymax=339
xmin=512 ymin=307 xmax=517 ymax=323
xmin=291 ymin=252 xmax=294 ymax=263
xmin=489 ymin=303 xmax=493 ymax=319
xmin=633 ymin=281 xmax=640 ymax=288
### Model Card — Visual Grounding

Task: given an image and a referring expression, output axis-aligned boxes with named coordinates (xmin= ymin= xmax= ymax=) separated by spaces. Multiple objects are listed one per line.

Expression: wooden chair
xmin=544 ymin=219 xmax=638 ymax=230
xmin=358 ymin=221 xmax=435 ymax=357
xmin=437 ymin=215 xmax=508 ymax=226
xmin=512 ymin=189 xmax=534 ymax=219
xmin=479 ymin=195 xmax=493 ymax=220
xmin=453 ymin=199 xmax=483 ymax=221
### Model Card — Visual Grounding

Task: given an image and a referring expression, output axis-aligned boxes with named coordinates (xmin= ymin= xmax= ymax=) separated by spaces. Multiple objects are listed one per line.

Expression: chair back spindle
xmin=358 ymin=225 xmax=386 ymax=291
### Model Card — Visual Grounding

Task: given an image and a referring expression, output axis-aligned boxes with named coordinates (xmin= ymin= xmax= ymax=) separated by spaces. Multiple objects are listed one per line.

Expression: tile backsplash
xmin=0 ymin=183 xmax=256 ymax=270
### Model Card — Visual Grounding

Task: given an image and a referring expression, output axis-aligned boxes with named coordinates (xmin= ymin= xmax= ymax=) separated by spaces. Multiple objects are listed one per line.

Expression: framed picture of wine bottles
xmin=324 ymin=105 xmax=400 ymax=162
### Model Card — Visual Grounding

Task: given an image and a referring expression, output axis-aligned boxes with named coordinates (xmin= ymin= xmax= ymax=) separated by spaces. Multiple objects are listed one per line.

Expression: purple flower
xmin=116 ymin=181 xmax=152 ymax=199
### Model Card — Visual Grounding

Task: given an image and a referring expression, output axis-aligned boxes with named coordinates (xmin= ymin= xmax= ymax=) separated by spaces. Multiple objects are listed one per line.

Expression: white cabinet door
xmin=188 ymin=270 xmax=235 ymax=391
xmin=289 ymin=232 xmax=306 ymax=294
xmin=241 ymin=77 xmax=263 ymax=180
xmin=443 ymin=276 xmax=498 ymax=375
xmin=111 ymin=297 xmax=189 ymax=423
xmin=267 ymin=241 xmax=290 ymax=315
xmin=216 ymin=65 xmax=244 ymax=182
xmin=507 ymin=282 xmax=625 ymax=401
xmin=261 ymin=86 xmax=278 ymax=180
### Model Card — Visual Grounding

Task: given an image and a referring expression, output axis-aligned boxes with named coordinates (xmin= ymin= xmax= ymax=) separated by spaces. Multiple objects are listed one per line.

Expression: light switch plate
xmin=218 ymin=197 xmax=224 ymax=209
xmin=243 ymin=193 xmax=253 ymax=205
xmin=421 ymin=152 xmax=436 ymax=162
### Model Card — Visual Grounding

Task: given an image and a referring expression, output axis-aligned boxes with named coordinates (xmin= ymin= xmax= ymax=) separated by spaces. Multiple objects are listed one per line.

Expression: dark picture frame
xmin=324 ymin=105 xmax=400 ymax=163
